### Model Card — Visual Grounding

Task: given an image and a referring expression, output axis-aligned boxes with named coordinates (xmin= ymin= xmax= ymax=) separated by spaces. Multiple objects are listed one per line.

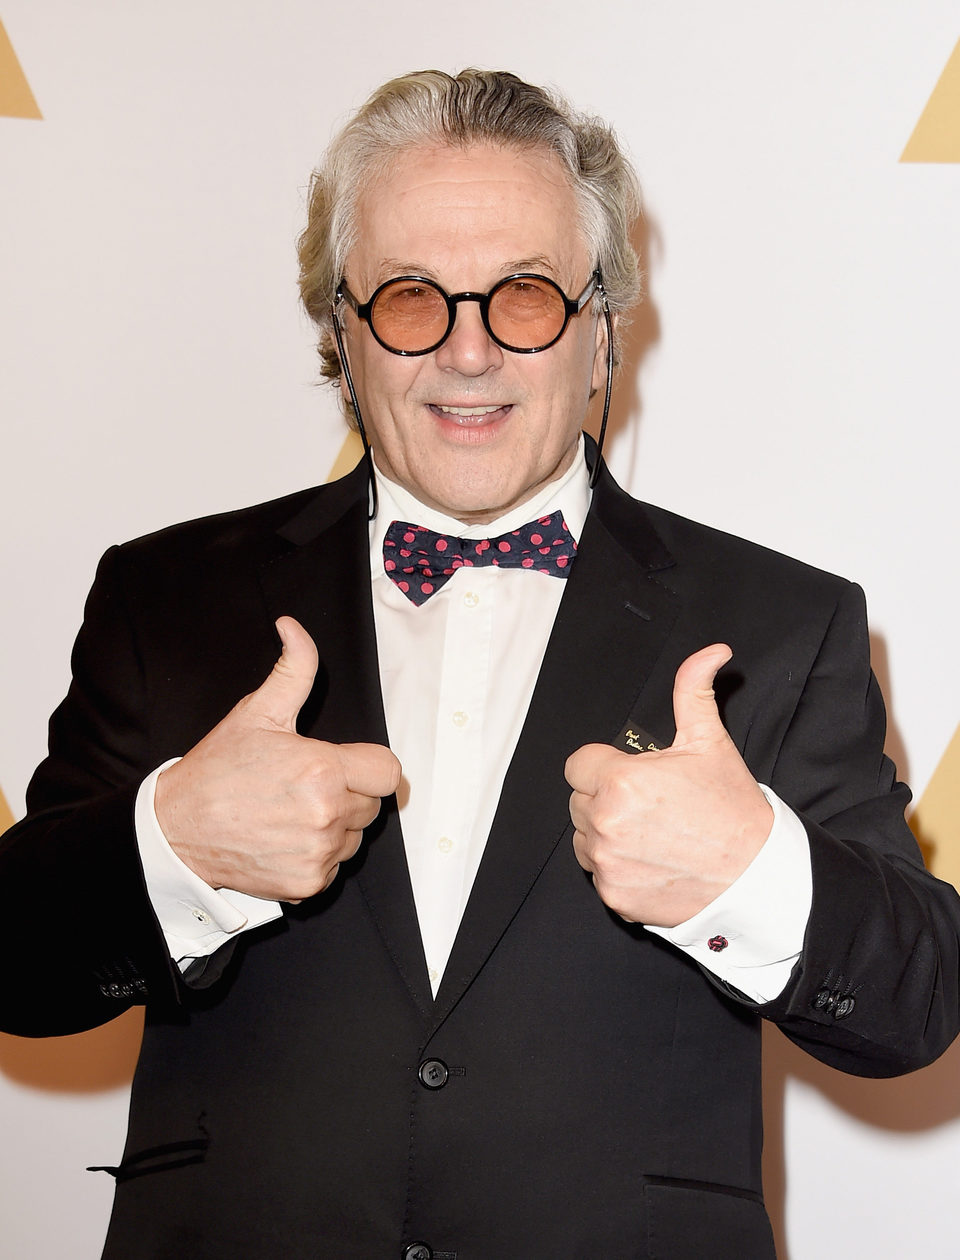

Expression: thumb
xmin=243 ymin=616 xmax=319 ymax=730
xmin=671 ymin=643 xmax=732 ymax=747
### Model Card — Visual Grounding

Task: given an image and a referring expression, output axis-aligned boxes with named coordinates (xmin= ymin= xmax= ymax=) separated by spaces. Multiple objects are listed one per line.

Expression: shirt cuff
xmin=135 ymin=759 xmax=283 ymax=966
xmin=644 ymin=785 xmax=812 ymax=1003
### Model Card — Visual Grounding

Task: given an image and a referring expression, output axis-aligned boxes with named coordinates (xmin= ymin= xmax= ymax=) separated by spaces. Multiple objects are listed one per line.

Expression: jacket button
xmin=418 ymin=1058 xmax=449 ymax=1090
xmin=813 ymin=988 xmax=836 ymax=1012
xmin=403 ymin=1244 xmax=432 ymax=1260
xmin=834 ymin=995 xmax=856 ymax=1019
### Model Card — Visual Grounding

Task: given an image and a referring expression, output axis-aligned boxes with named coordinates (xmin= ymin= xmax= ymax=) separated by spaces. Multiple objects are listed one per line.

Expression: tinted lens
xmin=487 ymin=276 xmax=567 ymax=349
xmin=370 ymin=279 xmax=449 ymax=352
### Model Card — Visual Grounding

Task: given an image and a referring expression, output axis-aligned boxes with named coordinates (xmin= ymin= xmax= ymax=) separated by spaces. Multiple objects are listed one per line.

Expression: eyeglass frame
xmin=330 ymin=267 xmax=613 ymax=517
xmin=335 ymin=270 xmax=602 ymax=356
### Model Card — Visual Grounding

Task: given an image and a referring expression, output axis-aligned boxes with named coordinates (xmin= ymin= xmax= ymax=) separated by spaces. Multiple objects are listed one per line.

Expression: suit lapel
xmin=430 ymin=464 xmax=681 ymax=1029
xmin=259 ymin=465 xmax=383 ymax=745
xmin=257 ymin=465 xmax=434 ymax=1017
xmin=253 ymin=460 xmax=686 ymax=1028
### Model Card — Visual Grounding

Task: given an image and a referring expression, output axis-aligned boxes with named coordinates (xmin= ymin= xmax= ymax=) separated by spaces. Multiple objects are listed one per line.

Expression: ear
xmin=591 ymin=308 xmax=615 ymax=394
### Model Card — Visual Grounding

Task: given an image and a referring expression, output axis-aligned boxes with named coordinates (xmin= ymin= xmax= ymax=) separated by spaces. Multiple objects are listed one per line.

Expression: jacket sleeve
xmin=757 ymin=581 xmax=960 ymax=1076
xmin=0 ymin=547 xmax=182 ymax=1036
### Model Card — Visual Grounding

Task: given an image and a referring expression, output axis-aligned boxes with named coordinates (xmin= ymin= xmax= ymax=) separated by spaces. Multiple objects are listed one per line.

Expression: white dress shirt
xmin=136 ymin=438 xmax=812 ymax=1002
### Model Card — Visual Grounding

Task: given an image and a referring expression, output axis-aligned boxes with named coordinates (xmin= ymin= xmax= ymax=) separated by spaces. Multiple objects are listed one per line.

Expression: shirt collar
xmin=368 ymin=433 xmax=591 ymax=577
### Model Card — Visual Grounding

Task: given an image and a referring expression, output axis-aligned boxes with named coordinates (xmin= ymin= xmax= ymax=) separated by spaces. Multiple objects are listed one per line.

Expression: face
xmin=338 ymin=144 xmax=608 ymax=524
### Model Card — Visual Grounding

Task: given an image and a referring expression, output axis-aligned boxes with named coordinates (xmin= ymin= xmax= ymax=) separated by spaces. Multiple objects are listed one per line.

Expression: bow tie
xmin=382 ymin=510 xmax=577 ymax=606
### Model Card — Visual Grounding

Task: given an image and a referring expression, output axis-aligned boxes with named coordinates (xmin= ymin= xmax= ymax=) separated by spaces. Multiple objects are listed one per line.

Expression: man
xmin=2 ymin=69 xmax=959 ymax=1259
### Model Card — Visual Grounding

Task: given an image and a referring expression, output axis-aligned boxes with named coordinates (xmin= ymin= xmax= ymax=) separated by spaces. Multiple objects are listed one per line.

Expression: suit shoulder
xmin=112 ymin=467 xmax=365 ymax=568
xmin=638 ymin=499 xmax=855 ymax=599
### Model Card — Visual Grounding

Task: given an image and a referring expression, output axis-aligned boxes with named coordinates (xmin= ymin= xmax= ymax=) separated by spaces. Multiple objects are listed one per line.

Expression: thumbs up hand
xmin=155 ymin=616 xmax=402 ymax=902
xmin=565 ymin=645 xmax=773 ymax=928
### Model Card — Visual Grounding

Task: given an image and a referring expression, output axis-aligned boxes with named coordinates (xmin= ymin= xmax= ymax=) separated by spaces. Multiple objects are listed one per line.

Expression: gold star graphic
xmin=911 ymin=724 xmax=960 ymax=889
xmin=901 ymin=37 xmax=960 ymax=162
xmin=0 ymin=19 xmax=41 ymax=120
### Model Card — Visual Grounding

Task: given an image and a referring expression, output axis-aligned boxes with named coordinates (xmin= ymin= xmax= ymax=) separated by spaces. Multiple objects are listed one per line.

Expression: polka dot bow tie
xmin=382 ymin=510 xmax=577 ymax=606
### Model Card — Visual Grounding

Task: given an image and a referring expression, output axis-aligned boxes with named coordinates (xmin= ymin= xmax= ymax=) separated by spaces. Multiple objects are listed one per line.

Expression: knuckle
xmin=311 ymin=800 xmax=341 ymax=834
xmin=591 ymin=878 xmax=630 ymax=919
xmin=583 ymin=805 xmax=620 ymax=847
xmin=359 ymin=798 xmax=382 ymax=828
xmin=605 ymin=765 xmax=638 ymax=805
xmin=285 ymin=872 xmax=322 ymax=901
xmin=319 ymin=861 xmax=341 ymax=891
xmin=587 ymin=850 xmax=615 ymax=884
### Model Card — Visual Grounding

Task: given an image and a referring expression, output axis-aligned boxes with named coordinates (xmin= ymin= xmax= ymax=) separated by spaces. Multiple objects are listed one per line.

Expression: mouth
xmin=429 ymin=403 xmax=513 ymax=425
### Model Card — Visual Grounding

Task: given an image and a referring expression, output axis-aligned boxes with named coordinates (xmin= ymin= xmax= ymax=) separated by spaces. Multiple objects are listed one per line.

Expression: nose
xmin=433 ymin=297 xmax=503 ymax=376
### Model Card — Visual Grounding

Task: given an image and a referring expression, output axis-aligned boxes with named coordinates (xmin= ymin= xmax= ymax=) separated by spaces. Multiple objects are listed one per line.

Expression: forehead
xmin=349 ymin=143 xmax=590 ymax=287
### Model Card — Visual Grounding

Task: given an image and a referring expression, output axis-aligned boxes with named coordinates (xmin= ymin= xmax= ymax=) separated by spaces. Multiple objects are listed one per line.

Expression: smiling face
xmin=337 ymin=144 xmax=608 ymax=524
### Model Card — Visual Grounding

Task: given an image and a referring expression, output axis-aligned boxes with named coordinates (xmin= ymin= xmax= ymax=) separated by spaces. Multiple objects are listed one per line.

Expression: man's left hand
xmin=565 ymin=644 xmax=773 ymax=928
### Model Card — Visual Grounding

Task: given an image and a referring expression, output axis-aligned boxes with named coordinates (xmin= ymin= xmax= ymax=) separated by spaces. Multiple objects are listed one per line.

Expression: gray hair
xmin=298 ymin=68 xmax=643 ymax=384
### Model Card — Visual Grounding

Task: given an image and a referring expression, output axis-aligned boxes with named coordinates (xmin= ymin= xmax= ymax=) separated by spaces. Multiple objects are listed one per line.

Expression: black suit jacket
xmin=3 ymin=456 xmax=959 ymax=1259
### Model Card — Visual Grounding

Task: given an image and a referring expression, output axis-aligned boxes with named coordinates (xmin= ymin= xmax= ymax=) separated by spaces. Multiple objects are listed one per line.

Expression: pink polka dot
xmin=556 ymin=555 xmax=569 ymax=567
xmin=385 ymin=559 xmax=396 ymax=571
xmin=421 ymin=582 xmax=434 ymax=595
xmin=539 ymin=546 xmax=550 ymax=555
xmin=521 ymin=557 xmax=534 ymax=568
xmin=398 ymin=581 xmax=409 ymax=592
xmin=540 ymin=516 xmax=551 ymax=525
xmin=530 ymin=533 xmax=543 ymax=545
xmin=476 ymin=540 xmax=489 ymax=553
xmin=400 ymin=548 xmax=411 ymax=558
xmin=436 ymin=538 xmax=448 ymax=551
xmin=403 ymin=531 xmax=415 ymax=543
xmin=498 ymin=541 xmax=511 ymax=552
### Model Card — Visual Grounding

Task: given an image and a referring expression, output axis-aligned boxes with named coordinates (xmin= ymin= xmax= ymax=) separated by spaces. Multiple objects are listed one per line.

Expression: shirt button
xmin=428 ymin=967 xmax=439 ymax=985
xmin=437 ymin=836 xmax=453 ymax=854
xmin=463 ymin=590 xmax=480 ymax=607
xmin=452 ymin=710 xmax=468 ymax=727
xmin=191 ymin=908 xmax=211 ymax=924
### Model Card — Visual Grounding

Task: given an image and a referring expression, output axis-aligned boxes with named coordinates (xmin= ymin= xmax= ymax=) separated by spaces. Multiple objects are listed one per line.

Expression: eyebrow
xmin=502 ymin=256 xmax=557 ymax=276
xmin=370 ymin=255 xmax=560 ymax=289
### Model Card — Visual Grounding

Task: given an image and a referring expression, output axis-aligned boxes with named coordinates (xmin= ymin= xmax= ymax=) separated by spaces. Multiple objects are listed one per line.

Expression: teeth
xmin=436 ymin=405 xmax=504 ymax=416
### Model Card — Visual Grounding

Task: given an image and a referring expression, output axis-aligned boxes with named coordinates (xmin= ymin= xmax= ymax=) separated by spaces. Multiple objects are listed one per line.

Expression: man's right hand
xmin=154 ymin=615 xmax=401 ymax=902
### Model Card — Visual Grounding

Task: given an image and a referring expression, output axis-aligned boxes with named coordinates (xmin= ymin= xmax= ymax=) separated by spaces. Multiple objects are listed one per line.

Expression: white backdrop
xmin=2 ymin=3 xmax=959 ymax=1256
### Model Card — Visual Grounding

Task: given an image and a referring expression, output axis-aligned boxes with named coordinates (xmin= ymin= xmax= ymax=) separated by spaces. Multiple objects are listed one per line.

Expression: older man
xmin=2 ymin=69 xmax=959 ymax=1260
